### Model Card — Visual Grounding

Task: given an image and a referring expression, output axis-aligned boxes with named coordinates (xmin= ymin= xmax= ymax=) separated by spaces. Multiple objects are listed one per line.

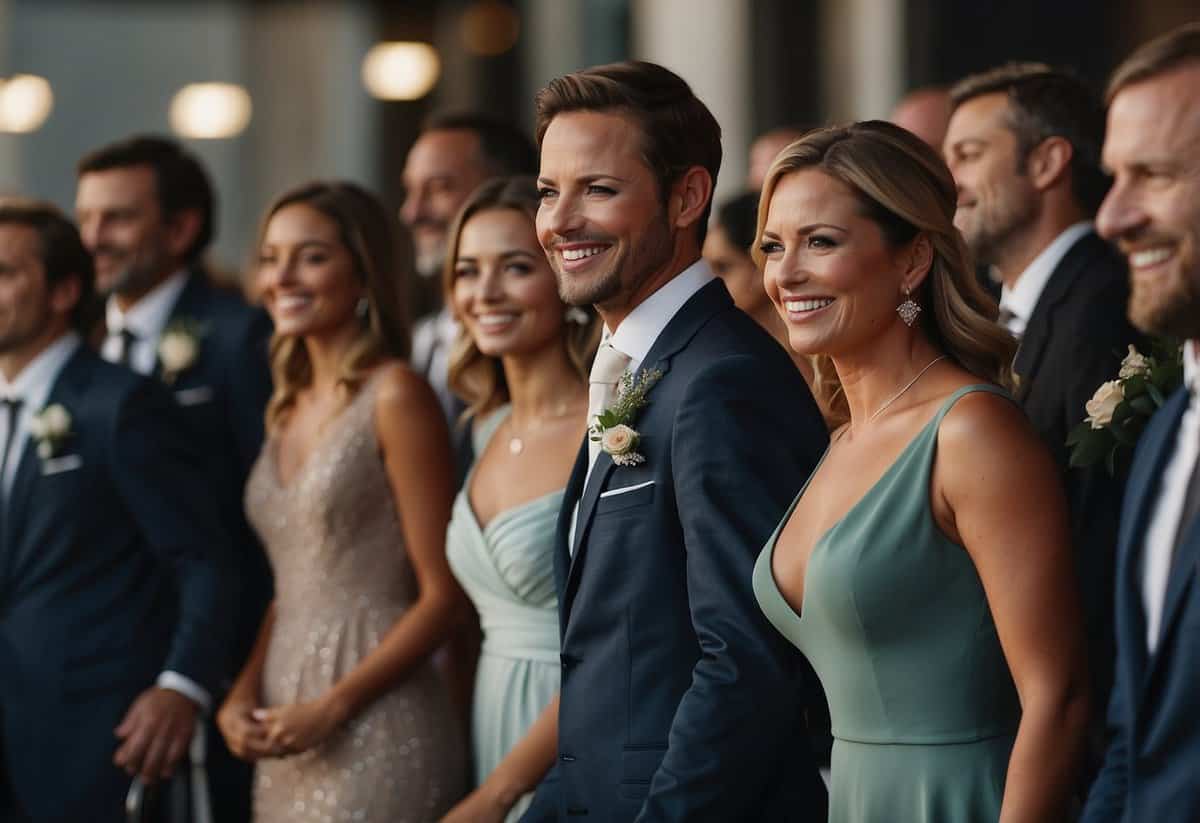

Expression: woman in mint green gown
xmin=750 ymin=122 xmax=1090 ymax=822
xmin=438 ymin=177 xmax=600 ymax=823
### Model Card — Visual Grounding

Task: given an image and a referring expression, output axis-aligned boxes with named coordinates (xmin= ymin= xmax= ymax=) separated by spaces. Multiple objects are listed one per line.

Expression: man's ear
xmin=1026 ymin=136 xmax=1073 ymax=193
xmin=163 ymin=208 xmax=204 ymax=261
xmin=669 ymin=166 xmax=714 ymax=232
xmin=48 ymin=274 xmax=82 ymax=320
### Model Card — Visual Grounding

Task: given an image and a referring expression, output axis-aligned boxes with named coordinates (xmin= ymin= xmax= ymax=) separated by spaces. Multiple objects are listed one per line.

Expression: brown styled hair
xmin=534 ymin=60 xmax=722 ymax=243
xmin=0 ymin=199 xmax=97 ymax=331
xmin=950 ymin=62 xmax=1109 ymax=214
xmin=420 ymin=111 xmax=538 ymax=176
xmin=78 ymin=135 xmax=216 ymax=263
xmin=443 ymin=176 xmax=600 ymax=422
xmin=1107 ymin=22 xmax=1200 ymax=103
xmin=754 ymin=121 xmax=1017 ymax=424
xmin=258 ymin=181 xmax=412 ymax=432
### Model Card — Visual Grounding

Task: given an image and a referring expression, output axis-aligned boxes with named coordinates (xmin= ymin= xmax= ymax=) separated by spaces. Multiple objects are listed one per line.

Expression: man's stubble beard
xmin=1130 ymin=249 xmax=1200 ymax=340
xmin=554 ymin=210 xmax=674 ymax=310
xmin=959 ymin=177 xmax=1038 ymax=269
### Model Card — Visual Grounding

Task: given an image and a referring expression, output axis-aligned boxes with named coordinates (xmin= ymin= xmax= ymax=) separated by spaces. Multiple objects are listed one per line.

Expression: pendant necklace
xmin=508 ymin=401 xmax=579 ymax=455
xmin=865 ymin=355 xmax=947 ymax=424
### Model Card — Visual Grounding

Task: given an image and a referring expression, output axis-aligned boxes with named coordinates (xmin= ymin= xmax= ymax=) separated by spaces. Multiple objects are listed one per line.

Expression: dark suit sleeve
xmin=635 ymin=355 xmax=826 ymax=822
xmin=1081 ymin=660 xmax=1130 ymax=823
xmin=220 ymin=309 xmax=272 ymax=477
xmin=109 ymin=376 xmax=235 ymax=694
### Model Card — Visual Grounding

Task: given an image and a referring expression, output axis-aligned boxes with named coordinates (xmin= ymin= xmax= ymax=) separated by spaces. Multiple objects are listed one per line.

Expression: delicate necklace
xmin=862 ymin=354 xmax=948 ymax=425
xmin=507 ymin=400 xmax=582 ymax=455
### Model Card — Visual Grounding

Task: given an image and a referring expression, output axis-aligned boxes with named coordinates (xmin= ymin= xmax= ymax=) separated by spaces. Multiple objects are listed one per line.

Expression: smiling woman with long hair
xmin=751 ymin=122 xmax=1089 ymax=822
xmin=217 ymin=180 xmax=467 ymax=822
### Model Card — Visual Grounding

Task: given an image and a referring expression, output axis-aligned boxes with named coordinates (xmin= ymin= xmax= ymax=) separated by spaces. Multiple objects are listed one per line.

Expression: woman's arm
xmin=216 ymin=602 xmax=276 ymax=760
xmin=935 ymin=392 xmax=1090 ymax=823
xmin=255 ymin=365 xmax=471 ymax=755
xmin=442 ymin=696 xmax=559 ymax=823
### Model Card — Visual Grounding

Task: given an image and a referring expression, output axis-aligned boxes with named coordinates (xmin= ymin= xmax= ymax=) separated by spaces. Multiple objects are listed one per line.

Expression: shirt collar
xmin=105 ymin=269 xmax=190 ymax=341
xmin=0 ymin=332 xmax=82 ymax=412
xmin=1184 ymin=340 xmax=1200 ymax=398
xmin=999 ymin=222 xmax=1093 ymax=328
xmin=607 ymin=258 xmax=715 ymax=367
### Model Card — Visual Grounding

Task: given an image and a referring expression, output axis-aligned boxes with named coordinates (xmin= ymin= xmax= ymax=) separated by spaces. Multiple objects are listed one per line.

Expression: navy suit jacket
xmin=522 ymin=279 xmax=829 ymax=822
xmin=1014 ymin=232 xmax=1145 ymax=720
xmin=158 ymin=272 xmax=272 ymax=674
xmin=0 ymin=346 xmax=234 ymax=822
xmin=1082 ymin=386 xmax=1200 ymax=822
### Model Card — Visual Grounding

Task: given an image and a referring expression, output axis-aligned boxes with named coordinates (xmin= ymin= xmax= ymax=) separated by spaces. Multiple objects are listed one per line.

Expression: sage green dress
xmin=753 ymin=385 xmax=1020 ymax=823
xmin=445 ymin=406 xmax=561 ymax=822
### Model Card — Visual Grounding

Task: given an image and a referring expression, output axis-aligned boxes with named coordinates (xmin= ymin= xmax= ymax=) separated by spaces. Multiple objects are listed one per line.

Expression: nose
xmin=477 ymin=265 xmax=504 ymax=302
xmin=540 ymin=195 xmax=584 ymax=241
xmin=1095 ymin=178 xmax=1144 ymax=242
xmin=399 ymin=186 xmax=426 ymax=228
xmin=77 ymin=215 xmax=100 ymax=252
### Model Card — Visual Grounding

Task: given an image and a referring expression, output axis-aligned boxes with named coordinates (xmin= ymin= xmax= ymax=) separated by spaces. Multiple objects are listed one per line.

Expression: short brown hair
xmin=78 ymin=135 xmax=216 ymax=263
xmin=443 ymin=176 xmax=600 ymax=422
xmin=257 ymin=181 xmax=413 ymax=432
xmin=950 ymin=62 xmax=1109 ymax=214
xmin=421 ymin=111 xmax=538 ymax=176
xmin=535 ymin=60 xmax=722 ymax=241
xmin=1107 ymin=22 xmax=1200 ymax=103
xmin=0 ymin=200 xmax=96 ymax=331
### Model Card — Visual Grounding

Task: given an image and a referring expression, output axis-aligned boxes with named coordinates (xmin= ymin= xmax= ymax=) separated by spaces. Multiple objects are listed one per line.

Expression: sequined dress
xmin=245 ymin=374 xmax=465 ymax=822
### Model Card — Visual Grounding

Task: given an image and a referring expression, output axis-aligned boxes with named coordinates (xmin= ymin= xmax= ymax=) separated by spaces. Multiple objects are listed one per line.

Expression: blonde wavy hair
xmin=259 ymin=181 xmax=412 ymax=433
xmin=443 ymin=176 xmax=601 ymax=422
xmin=753 ymin=121 xmax=1017 ymax=423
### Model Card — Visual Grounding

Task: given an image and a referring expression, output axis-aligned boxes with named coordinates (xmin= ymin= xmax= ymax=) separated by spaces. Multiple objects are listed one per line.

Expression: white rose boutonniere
xmin=1085 ymin=380 xmax=1124 ymax=429
xmin=28 ymin=403 xmax=73 ymax=459
xmin=589 ymin=368 xmax=663 ymax=467
xmin=1068 ymin=341 xmax=1184 ymax=475
xmin=158 ymin=319 xmax=204 ymax=384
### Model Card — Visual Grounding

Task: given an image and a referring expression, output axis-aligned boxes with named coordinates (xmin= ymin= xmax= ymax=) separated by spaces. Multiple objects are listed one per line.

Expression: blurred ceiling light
xmin=461 ymin=0 xmax=520 ymax=57
xmin=169 ymin=83 xmax=252 ymax=139
xmin=362 ymin=42 xmax=440 ymax=101
xmin=0 ymin=74 xmax=54 ymax=133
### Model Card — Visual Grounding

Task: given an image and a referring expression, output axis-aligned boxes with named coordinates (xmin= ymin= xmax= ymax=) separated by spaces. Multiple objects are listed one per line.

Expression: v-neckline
xmin=272 ymin=378 xmax=376 ymax=489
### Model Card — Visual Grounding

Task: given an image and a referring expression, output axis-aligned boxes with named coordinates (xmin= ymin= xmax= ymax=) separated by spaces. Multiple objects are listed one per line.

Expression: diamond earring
xmin=897 ymin=288 xmax=921 ymax=327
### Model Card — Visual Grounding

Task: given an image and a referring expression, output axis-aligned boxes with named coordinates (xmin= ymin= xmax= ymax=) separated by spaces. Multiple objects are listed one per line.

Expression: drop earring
xmin=356 ymin=296 xmax=370 ymax=320
xmin=897 ymin=287 xmax=921 ymax=327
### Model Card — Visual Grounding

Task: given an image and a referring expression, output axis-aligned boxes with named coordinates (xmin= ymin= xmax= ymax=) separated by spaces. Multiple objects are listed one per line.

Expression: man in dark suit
xmin=520 ymin=61 xmax=829 ymax=822
xmin=1082 ymin=23 xmax=1200 ymax=821
xmin=0 ymin=202 xmax=233 ymax=821
xmin=944 ymin=64 xmax=1144 ymax=753
xmin=75 ymin=135 xmax=271 ymax=822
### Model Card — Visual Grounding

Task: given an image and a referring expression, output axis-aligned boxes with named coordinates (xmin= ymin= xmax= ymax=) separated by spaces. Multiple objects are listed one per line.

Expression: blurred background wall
xmin=0 ymin=0 xmax=1195 ymax=282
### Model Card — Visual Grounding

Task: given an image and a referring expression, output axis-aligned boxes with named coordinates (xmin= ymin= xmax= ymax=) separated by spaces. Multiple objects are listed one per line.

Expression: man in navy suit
xmin=1082 ymin=23 xmax=1200 ymax=823
xmin=0 ymin=202 xmax=233 ymax=821
xmin=75 ymin=135 xmax=271 ymax=822
xmin=521 ymin=61 xmax=829 ymax=822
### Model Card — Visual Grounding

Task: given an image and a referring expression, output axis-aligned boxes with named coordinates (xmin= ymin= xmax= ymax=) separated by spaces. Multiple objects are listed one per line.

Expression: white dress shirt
xmin=1141 ymin=341 xmax=1200 ymax=654
xmin=569 ymin=259 xmax=715 ymax=550
xmin=0 ymin=332 xmax=81 ymax=497
xmin=102 ymin=269 xmax=189 ymax=375
xmin=998 ymin=222 xmax=1093 ymax=337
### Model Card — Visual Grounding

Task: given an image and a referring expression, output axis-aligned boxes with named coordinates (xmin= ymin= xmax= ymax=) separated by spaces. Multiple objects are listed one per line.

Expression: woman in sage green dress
xmin=750 ymin=122 xmax=1090 ymax=822
xmin=439 ymin=177 xmax=600 ymax=823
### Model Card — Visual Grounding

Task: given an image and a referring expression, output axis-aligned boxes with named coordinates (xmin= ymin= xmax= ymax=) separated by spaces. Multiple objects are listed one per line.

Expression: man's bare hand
xmin=113 ymin=687 xmax=198 ymax=782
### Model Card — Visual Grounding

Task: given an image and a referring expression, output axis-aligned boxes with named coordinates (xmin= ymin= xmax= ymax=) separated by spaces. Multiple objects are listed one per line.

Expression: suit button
xmin=560 ymin=653 xmax=579 ymax=669
xmin=560 ymin=753 xmax=576 ymax=762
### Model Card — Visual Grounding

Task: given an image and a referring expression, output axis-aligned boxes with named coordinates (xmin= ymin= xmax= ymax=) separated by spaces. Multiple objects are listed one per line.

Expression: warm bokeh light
xmin=169 ymin=83 xmax=252 ymax=139
xmin=0 ymin=75 xmax=54 ymax=133
xmin=461 ymin=1 xmax=521 ymax=57
xmin=361 ymin=42 xmax=440 ymax=101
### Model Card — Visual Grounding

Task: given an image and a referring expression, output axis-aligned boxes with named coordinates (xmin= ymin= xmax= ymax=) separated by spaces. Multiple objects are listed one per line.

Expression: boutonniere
xmin=1067 ymin=341 xmax=1184 ymax=475
xmin=589 ymin=368 xmax=663 ymax=467
xmin=158 ymin=318 xmax=204 ymax=384
xmin=28 ymin=403 xmax=73 ymax=459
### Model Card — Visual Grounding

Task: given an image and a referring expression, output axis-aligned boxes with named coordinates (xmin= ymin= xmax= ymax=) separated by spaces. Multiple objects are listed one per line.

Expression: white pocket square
xmin=42 ymin=454 xmax=83 ymax=475
xmin=600 ymin=480 xmax=655 ymax=499
xmin=174 ymin=386 xmax=214 ymax=406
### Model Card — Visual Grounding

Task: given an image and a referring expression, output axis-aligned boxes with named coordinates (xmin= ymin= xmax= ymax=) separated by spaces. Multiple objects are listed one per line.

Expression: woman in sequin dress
xmin=217 ymin=181 xmax=467 ymax=822
xmin=438 ymin=178 xmax=599 ymax=822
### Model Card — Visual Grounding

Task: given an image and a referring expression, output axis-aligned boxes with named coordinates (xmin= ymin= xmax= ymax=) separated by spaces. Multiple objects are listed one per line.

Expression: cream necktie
xmin=587 ymin=342 xmax=632 ymax=466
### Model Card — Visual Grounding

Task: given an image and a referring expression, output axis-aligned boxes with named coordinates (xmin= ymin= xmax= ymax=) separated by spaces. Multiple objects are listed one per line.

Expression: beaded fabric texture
xmin=245 ymin=374 xmax=465 ymax=822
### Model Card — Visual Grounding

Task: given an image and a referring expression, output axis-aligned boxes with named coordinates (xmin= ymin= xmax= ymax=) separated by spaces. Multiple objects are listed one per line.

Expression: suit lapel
xmin=155 ymin=271 xmax=207 ymax=382
xmin=557 ymin=278 xmax=734 ymax=631
xmin=1013 ymin=233 xmax=1097 ymax=401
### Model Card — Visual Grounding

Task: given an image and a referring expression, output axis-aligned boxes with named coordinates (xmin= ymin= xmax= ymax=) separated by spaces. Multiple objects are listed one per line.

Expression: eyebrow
xmin=536 ymin=173 xmax=632 ymax=186
xmin=457 ymin=249 xmax=540 ymax=263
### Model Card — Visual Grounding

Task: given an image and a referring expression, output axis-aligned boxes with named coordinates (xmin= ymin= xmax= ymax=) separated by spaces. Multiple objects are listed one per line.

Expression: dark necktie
xmin=0 ymin=397 xmax=23 ymax=515
xmin=117 ymin=327 xmax=138 ymax=368
xmin=1171 ymin=450 xmax=1200 ymax=557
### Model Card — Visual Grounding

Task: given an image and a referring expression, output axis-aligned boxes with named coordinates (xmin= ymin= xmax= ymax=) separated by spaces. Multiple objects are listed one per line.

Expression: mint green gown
xmin=445 ymin=407 xmax=561 ymax=822
xmin=753 ymin=385 xmax=1020 ymax=822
